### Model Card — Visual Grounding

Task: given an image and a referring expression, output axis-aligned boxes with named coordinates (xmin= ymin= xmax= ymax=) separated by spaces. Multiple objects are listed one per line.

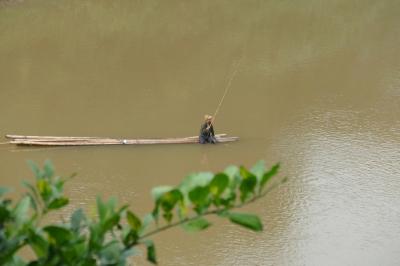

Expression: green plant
xmin=0 ymin=160 xmax=284 ymax=265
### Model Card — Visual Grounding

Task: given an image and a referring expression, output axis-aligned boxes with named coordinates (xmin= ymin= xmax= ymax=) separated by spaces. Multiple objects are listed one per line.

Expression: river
xmin=1 ymin=0 xmax=399 ymax=265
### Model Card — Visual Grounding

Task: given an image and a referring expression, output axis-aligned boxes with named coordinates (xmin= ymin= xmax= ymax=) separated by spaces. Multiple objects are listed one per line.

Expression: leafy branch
xmin=139 ymin=175 xmax=284 ymax=240
xmin=0 ymin=160 xmax=285 ymax=265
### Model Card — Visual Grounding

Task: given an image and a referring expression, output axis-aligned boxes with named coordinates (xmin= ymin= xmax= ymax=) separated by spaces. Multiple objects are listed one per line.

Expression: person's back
xmin=199 ymin=115 xmax=216 ymax=144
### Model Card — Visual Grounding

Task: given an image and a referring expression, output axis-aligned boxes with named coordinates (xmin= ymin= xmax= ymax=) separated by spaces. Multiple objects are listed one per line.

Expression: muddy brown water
xmin=1 ymin=0 xmax=400 ymax=265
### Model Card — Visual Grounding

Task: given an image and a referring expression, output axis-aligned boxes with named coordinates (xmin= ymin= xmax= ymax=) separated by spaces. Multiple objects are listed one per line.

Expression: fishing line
xmin=211 ymin=54 xmax=244 ymax=123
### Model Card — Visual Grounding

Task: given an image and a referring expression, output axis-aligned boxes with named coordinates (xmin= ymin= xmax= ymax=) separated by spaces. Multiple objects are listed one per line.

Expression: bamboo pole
xmin=5 ymin=134 xmax=227 ymax=141
xmin=5 ymin=135 xmax=102 ymax=140
xmin=9 ymin=137 xmax=238 ymax=146
xmin=5 ymin=134 xmax=237 ymax=146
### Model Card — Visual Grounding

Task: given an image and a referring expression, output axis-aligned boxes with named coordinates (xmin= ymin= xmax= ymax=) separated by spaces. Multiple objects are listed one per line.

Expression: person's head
xmin=204 ymin=115 xmax=213 ymax=124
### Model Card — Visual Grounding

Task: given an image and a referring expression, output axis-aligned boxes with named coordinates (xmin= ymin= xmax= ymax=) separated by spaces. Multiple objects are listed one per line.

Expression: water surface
xmin=0 ymin=0 xmax=399 ymax=265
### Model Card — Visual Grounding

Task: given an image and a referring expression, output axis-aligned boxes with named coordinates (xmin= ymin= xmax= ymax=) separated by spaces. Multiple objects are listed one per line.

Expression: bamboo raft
xmin=5 ymin=134 xmax=239 ymax=146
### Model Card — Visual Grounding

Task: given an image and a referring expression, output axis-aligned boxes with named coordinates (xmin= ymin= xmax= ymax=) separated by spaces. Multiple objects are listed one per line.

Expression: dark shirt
xmin=200 ymin=122 xmax=215 ymax=138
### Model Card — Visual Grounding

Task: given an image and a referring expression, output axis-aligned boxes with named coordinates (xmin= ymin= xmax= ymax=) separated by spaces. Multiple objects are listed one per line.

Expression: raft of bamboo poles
xmin=5 ymin=134 xmax=239 ymax=146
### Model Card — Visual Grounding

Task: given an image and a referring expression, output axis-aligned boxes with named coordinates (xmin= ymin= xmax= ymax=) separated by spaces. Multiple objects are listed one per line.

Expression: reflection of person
xmin=199 ymin=115 xmax=217 ymax=144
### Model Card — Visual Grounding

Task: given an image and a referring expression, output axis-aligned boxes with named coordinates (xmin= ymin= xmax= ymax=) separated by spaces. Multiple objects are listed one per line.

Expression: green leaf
xmin=82 ymin=258 xmax=97 ymax=266
xmin=239 ymin=166 xmax=257 ymax=202
xmin=54 ymin=176 xmax=66 ymax=191
xmin=13 ymin=196 xmax=30 ymax=226
xmin=223 ymin=165 xmax=239 ymax=179
xmin=97 ymin=197 xmax=107 ymax=223
xmin=118 ymin=204 xmax=129 ymax=214
xmin=8 ymin=256 xmax=26 ymax=266
xmin=158 ymin=189 xmax=183 ymax=222
xmin=224 ymin=165 xmax=241 ymax=190
xmin=144 ymin=240 xmax=157 ymax=264
xmin=99 ymin=240 xmax=120 ymax=265
xmin=44 ymin=225 xmax=72 ymax=244
xmin=227 ymin=212 xmax=263 ymax=232
xmin=27 ymin=160 xmax=42 ymax=179
xmin=37 ymin=179 xmax=52 ymax=202
xmin=162 ymin=212 xmax=172 ymax=222
xmin=139 ymin=213 xmax=154 ymax=235
xmin=179 ymin=172 xmax=214 ymax=209
xmin=240 ymin=166 xmax=257 ymax=180
xmin=0 ymin=204 xmax=11 ymax=225
xmin=121 ymin=247 xmax=139 ymax=261
xmin=71 ymin=208 xmax=85 ymax=232
xmin=106 ymin=197 xmax=117 ymax=212
xmin=259 ymin=163 xmax=280 ymax=193
xmin=43 ymin=160 xmax=54 ymax=179
xmin=127 ymin=211 xmax=142 ymax=231
xmin=219 ymin=192 xmax=236 ymax=208
xmin=160 ymin=189 xmax=183 ymax=211
xmin=151 ymin=186 xmax=173 ymax=201
xmin=48 ymin=197 xmax=69 ymax=210
xmin=123 ymin=230 xmax=138 ymax=246
xmin=182 ymin=218 xmax=211 ymax=232
xmin=179 ymin=172 xmax=214 ymax=193
xmin=209 ymin=173 xmax=229 ymax=197
xmin=103 ymin=213 xmax=120 ymax=232
xmin=251 ymin=160 xmax=265 ymax=181
xmin=28 ymin=229 xmax=48 ymax=257
xmin=22 ymin=181 xmax=40 ymax=205
xmin=188 ymin=186 xmax=209 ymax=213
xmin=25 ymin=193 xmax=38 ymax=212
xmin=142 ymin=213 xmax=154 ymax=227
xmin=88 ymin=222 xmax=104 ymax=251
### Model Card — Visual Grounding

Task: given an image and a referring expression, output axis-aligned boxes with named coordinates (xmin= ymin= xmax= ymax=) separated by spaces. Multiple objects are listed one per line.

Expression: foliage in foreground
xmin=0 ymin=160 xmax=284 ymax=265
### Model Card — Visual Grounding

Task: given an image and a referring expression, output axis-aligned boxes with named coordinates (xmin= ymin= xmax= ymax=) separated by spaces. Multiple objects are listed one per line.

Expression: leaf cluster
xmin=151 ymin=161 xmax=282 ymax=233
xmin=0 ymin=160 xmax=283 ymax=265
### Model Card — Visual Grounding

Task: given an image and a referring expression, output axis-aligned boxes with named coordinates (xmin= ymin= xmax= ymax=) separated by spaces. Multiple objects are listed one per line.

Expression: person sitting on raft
xmin=199 ymin=115 xmax=217 ymax=144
